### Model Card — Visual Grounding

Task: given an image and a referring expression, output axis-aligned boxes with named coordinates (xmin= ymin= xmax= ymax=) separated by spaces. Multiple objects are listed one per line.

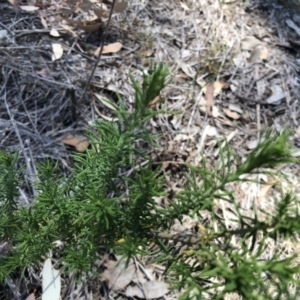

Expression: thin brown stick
xmin=77 ymin=0 xmax=117 ymax=104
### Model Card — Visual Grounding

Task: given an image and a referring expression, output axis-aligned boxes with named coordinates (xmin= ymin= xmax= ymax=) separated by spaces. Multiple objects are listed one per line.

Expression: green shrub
xmin=0 ymin=63 xmax=300 ymax=299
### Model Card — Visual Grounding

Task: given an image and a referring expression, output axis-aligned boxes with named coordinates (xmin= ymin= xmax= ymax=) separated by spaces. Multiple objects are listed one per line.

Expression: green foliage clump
xmin=0 ymin=63 xmax=300 ymax=299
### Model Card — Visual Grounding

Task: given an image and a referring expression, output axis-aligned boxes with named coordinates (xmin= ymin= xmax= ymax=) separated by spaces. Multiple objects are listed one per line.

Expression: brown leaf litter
xmin=61 ymin=134 xmax=89 ymax=152
xmin=2 ymin=0 xmax=300 ymax=299
xmin=100 ymin=255 xmax=170 ymax=299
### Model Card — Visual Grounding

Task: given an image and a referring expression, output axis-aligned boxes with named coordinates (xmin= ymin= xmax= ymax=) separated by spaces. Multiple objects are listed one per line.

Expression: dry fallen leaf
xmin=79 ymin=1 xmax=92 ymax=12
xmin=40 ymin=14 xmax=48 ymax=29
xmin=132 ymin=267 xmax=155 ymax=284
xmin=94 ymin=93 xmax=117 ymax=110
xmin=94 ymin=42 xmax=123 ymax=56
xmin=62 ymin=135 xmax=89 ymax=152
xmin=205 ymin=82 xmax=214 ymax=117
xmin=60 ymin=8 xmax=73 ymax=17
xmin=59 ymin=24 xmax=79 ymax=38
xmin=198 ymin=96 xmax=220 ymax=117
xmin=50 ymin=28 xmax=60 ymax=37
xmin=257 ymin=180 xmax=278 ymax=204
xmin=232 ymin=52 xmax=245 ymax=67
xmin=266 ymin=85 xmax=287 ymax=104
xmin=213 ymin=81 xmax=225 ymax=95
xmin=78 ymin=22 xmax=101 ymax=32
xmin=51 ymin=43 xmax=63 ymax=61
xmin=248 ymin=45 xmax=269 ymax=62
xmin=7 ymin=0 xmax=16 ymax=6
xmin=125 ymin=281 xmax=169 ymax=299
xmin=180 ymin=62 xmax=196 ymax=78
xmin=25 ymin=293 xmax=35 ymax=300
xmin=206 ymin=125 xmax=218 ymax=137
xmin=20 ymin=5 xmax=39 ymax=11
xmin=224 ymin=108 xmax=241 ymax=120
xmin=93 ymin=98 xmax=118 ymax=121
xmin=241 ymin=36 xmax=263 ymax=51
xmin=203 ymin=81 xmax=228 ymax=97
xmin=170 ymin=113 xmax=182 ymax=129
xmin=149 ymin=95 xmax=161 ymax=108
xmin=94 ymin=8 xmax=107 ymax=18
xmin=68 ymin=19 xmax=102 ymax=33
xmin=180 ymin=1 xmax=190 ymax=10
xmin=181 ymin=49 xmax=191 ymax=59
xmin=102 ymin=259 xmax=135 ymax=291
xmin=228 ymin=104 xmax=243 ymax=114
xmin=42 ymin=258 xmax=61 ymax=300
xmin=114 ymin=0 xmax=127 ymax=13
xmin=247 ymin=139 xmax=259 ymax=150
xmin=143 ymin=48 xmax=155 ymax=57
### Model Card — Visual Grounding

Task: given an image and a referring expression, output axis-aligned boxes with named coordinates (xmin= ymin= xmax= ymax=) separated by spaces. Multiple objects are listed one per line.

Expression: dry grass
xmin=1 ymin=0 xmax=300 ymax=298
